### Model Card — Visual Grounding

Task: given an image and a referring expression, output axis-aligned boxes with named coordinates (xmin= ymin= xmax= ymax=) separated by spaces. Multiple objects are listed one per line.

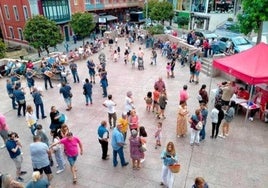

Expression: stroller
xmin=138 ymin=58 xmax=144 ymax=70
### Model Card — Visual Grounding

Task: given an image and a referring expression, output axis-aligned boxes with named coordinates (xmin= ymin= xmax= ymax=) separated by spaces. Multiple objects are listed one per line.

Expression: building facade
xmin=0 ymin=0 xmax=142 ymax=45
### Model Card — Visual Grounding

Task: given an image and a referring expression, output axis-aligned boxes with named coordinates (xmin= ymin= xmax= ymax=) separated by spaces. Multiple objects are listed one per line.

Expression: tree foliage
xmin=238 ymin=0 xmax=268 ymax=43
xmin=146 ymin=0 xmax=174 ymax=23
xmin=70 ymin=12 xmax=95 ymax=44
xmin=23 ymin=15 xmax=63 ymax=56
xmin=0 ymin=40 xmax=6 ymax=58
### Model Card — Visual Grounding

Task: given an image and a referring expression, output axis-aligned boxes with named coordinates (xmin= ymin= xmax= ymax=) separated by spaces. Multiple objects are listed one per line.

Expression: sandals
xmin=73 ymin=177 xmax=77 ymax=184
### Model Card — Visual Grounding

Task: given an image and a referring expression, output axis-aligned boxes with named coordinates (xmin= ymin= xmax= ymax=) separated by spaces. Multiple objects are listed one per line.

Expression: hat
xmin=131 ymin=130 xmax=138 ymax=137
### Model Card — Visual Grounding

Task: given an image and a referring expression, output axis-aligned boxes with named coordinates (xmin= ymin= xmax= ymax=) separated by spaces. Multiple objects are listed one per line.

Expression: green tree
xmin=148 ymin=0 xmax=174 ymax=24
xmin=70 ymin=12 xmax=95 ymax=45
xmin=24 ymin=15 xmax=63 ymax=57
xmin=238 ymin=0 xmax=268 ymax=43
xmin=0 ymin=40 xmax=6 ymax=58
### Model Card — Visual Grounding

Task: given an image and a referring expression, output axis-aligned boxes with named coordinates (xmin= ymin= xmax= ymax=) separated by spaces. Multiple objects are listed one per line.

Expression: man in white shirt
xmin=103 ymin=94 xmax=117 ymax=129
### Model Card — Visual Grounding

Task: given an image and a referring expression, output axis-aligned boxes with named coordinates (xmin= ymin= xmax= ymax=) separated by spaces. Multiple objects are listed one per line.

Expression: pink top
xmin=0 ymin=114 xmax=8 ymax=131
xmin=179 ymin=90 xmax=189 ymax=102
xmin=60 ymin=136 xmax=81 ymax=157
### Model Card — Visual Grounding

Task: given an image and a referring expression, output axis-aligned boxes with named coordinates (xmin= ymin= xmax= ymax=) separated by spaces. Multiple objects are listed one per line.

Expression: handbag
xmin=195 ymin=121 xmax=203 ymax=130
xmin=139 ymin=143 xmax=147 ymax=152
xmin=19 ymin=99 xmax=25 ymax=104
xmin=69 ymin=92 xmax=73 ymax=98
xmin=169 ymin=163 xmax=181 ymax=173
xmin=58 ymin=114 xmax=66 ymax=124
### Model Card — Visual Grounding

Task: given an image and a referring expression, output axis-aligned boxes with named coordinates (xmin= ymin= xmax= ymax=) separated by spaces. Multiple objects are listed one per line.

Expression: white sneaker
xmin=140 ymin=158 xmax=145 ymax=163
xmin=218 ymin=135 xmax=226 ymax=139
xmin=56 ymin=169 xmax=64 ymax=174
xmin=249 ymin=117 xmax=253 ymax=121
xmin=0 ymin=144 xmax=6 ymax=149
xmin=225 ymin=134 xmax=229 ymax=137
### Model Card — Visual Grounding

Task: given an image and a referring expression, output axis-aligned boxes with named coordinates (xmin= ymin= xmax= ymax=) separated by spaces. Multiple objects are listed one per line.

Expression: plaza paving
xmin=0 ymin=37 xmax=268 ymax=188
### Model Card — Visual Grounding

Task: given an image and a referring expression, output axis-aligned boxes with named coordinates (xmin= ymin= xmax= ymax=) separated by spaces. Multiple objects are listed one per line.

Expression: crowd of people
xmin=1 ymin=26 xmax=267 ymax=188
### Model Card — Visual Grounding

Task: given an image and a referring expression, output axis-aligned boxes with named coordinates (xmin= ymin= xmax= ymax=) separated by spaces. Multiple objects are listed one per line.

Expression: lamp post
xmin=145 ymin=0 xmax=148 ymax=27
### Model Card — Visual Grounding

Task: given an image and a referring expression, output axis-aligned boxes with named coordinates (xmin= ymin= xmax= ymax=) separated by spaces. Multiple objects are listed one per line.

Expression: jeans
xmin=55 ymin=149 xmax=65 ymax=170
xmin=190 ymin=129 xmax=200 ymax=144
xmin=102 ymin=86 xmax=107 ymax=97
xmin=71 ymin=70 xmax=80 ymax=83
xmin=99 ymin=139 xmax=108 ymax=159
xmin=211 ymin=122 xmax=220 ymax=138
xmin=85 ymin=94 xmax=92 ymax=104
xmin=112 ymin=147 xmax=126 ymax=167
xmin=17 ymin=102 xmax=26 ymax=116
xmin=29 ymin=123 xmax=37 ymax=135
xmin=35 ymin=103 xmax=45 ymax=119
xmin=108 ymin=112 xmax=117 ymax=128
xmin=10 ymin=96 xmax=17 ymax=109
xmin=199 ymin=123 xmax=206 ymax=140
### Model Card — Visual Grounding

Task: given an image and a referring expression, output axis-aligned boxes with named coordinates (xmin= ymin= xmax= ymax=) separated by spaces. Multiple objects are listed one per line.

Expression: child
xmin=155 ymin=122 xmax=162 ymax=149
xmin=124 ymin=50 xmax=129 ymax=64
xmin=144 ymin=91 xmax=153 ymax=112
xmin=113 ymin=50 xmax=118 ymax=63
xmin=166 ymin=62 xmax=171 ymax=78
xmin=50 ymin=130 xmax=65 ymax=174
xmin=131 ymin=52 xmax=137 ymax=68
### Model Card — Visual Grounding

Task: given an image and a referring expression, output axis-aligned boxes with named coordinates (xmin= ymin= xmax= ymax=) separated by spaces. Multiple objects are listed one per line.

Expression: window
xmin=18 ymin=28 xmax=23 ymax=40
xmin=13 ymin=6 xmax=19 ymax=21
xmin=23 ymin=6 xmax=29 ymax=20
xmin=85 ymin=0 xmax=91 ymax=3
xmin=96 ymin=0 xmax=100 ymax=4
xmin=74 ymin=0 xmax=78 ymax=5
xmin=9 ymin=27 xmax=14 ymax=39
xmin=4 ymin=5 xmax=10 ymax=19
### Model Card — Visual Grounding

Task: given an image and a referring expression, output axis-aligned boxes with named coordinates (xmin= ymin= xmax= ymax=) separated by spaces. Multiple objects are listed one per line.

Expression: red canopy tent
xmin=213 ymin=42 xmax=268 ymax=85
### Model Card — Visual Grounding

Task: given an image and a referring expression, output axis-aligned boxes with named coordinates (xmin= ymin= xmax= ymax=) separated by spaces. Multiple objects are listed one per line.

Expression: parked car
xmin=194 ymin=29 xmax=218 ymax=42
xmin=217 ymin=36 xmax=253 ymax=53
xmin=164 ymin=26 xmax=173 ymax=34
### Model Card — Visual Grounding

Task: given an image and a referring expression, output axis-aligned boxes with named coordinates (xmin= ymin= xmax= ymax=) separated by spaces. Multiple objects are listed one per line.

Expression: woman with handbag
xmin=129 ymin=130 xmax=143 ymax=170
xmin=160 ymin=142 xmax=178 ymax=188
xmin=189 ymin=109 xmax=203 ymax=146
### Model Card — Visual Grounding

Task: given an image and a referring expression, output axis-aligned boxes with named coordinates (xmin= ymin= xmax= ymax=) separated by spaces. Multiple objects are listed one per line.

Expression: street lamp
xmin=145 ymin=0 xmax=148 ymax=27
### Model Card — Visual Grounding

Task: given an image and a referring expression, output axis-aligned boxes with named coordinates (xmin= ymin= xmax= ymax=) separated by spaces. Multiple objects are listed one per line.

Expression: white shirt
xmin=125 ymin=96 xmax=134 ymax=112
xmin=103 ymin=100 xmax=116 ymax=113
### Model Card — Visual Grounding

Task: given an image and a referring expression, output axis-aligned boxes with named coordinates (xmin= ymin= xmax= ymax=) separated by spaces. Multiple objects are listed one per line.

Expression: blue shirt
xmin=98 ymin=125 xmax=109 ymax=139
xmin=30 ymin=142 xmax=50 ymax=169
xmin=59 ymin=85 xmax=71 ymax=98
xmin=13 ymin=89 xmax=25 ymax=101
xmin=6 ymin=139 xmax=21 ymax=159
xmin=32 ymin=91 xmax=43 ymax=105
xmin=83 ymin=83 xmax=92 ymax=95
xmin=6 ymin=82 xmax=13 ymax=95
xmin=111 ymin=127 xmax=124 ymax=151
xmin=161 ymin=150 xmax=178 ymax=166
xmin=26 ymin=179 xmax=50 ymax=188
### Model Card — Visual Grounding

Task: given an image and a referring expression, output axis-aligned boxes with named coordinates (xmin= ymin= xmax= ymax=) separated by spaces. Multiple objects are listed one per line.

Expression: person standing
xmin=87 ymin=59 xmax=96 ymax=84
xmin=103 ymin=94 xmax=117 ymax=129
xmin=194 ymin=61 xmax=202 ymax=84
xmin=13 ymin=85 xmax=26 ymax=117
xmin=59 ymin=82 xmax=72 ymax=111
xmin=30 ymin=135 xmax=53 ymax=182
xmin=25 ymin=68 xmax=35 ymax=93
xmin=192 ymin=177 xmax=209 ymax=188
xmin=50 ymin=130 xmax=65 ymax=174
xmin=25 ymin=105 xmax=37 ymax=136
xmin=176 ymin=101 xmax=189 ymax=137
xmin=0 ymin=113 xmax=9 ymax=149
xmin=125 ymin=91 xmax=135 ymax=115
xmin=129 ymin=130 xmax=143 ymax=170
xmin=50 ymin=132 xmax=83 ymax=184
xmin=69 ymin=60 xmax=80 ymax=83
xmin=199 ymin=102 xmax=208 ymax=141
xmin=100 ymin=70 xmax=108 ymax=98
xmin=41 ymin=62 xmax=53 ymax=90
xmin=157 ymin=91 xmax=168 ymax=119
xmin=6 ymin=79 xmax=17 ymax=110
xmin=221 ymin=82 xmax=234 ymax=109
xmin=179 ymin=85 xmax=189 ymax=104
xmin=160 ymin=142 xmax=178 ymax=188
xmin=154 ymin=77 xmax=166 ymax=93
xmin=210 ymin=104 xmax=219 ymax=139
xmin=151 ymin=48 xmax=157 ymax=65
xmin=198 ymin=84 xmax=209 ymax=104
xmin=111 ymin=124 xmax=129 ymax=167
xmin=6 ymin=132 xmax=27 ymax=182
xmin=118 ymin=112 xmax=128 ymax=141
xmin=219 ymin=101 xmax=235 ymax=139
xmin=83 ymin=78 xmax=93 ymax=106
xmin=97 ymin=121 xmax=109 ymax=160
xmin=32 ymin=87 xmax=47 ymax=119
xmin=189 ymin=109 xmax=203 ymax=146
